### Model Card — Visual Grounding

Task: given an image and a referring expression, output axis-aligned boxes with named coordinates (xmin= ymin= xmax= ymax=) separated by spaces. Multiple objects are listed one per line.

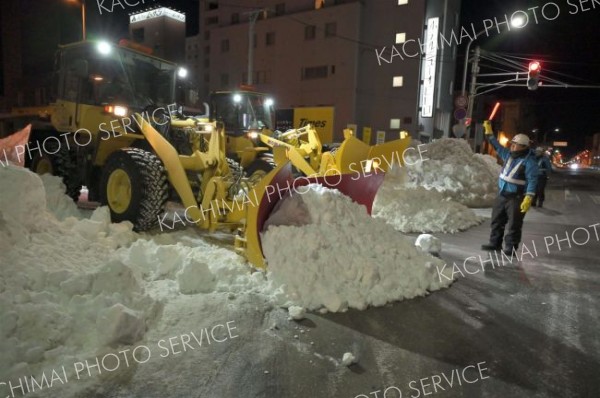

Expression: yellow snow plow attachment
xmin=257 ymin=125 xmax=411 ymax=177
xmin=242 ymin=126 xmax=411 ymax=268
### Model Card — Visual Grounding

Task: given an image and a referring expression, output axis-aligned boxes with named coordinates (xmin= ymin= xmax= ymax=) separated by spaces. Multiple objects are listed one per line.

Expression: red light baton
xmin=488 ymin=102 xmax=501 ymax=121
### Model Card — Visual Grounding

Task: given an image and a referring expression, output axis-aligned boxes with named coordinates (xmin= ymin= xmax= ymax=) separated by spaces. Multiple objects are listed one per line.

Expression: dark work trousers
xmin=533 ymin=175 xmax=548 ymax=206
xmin=489 ymin=192 xmax=526 ymax=250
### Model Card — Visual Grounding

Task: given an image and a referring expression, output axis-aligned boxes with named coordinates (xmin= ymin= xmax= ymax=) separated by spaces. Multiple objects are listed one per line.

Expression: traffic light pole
xmin=465 ymin=46 xmax=480 ymax=146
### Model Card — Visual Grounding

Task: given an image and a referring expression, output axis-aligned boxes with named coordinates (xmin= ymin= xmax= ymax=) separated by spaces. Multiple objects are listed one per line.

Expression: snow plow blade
xmin=334 ymin=129 xmax=410 ymax=173
xmin=244 ymin=162 xmax=385 ymax=269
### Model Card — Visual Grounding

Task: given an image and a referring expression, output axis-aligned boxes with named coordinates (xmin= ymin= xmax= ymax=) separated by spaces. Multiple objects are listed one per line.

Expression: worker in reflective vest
xmin=481 ymin=121 xmax=539 ymax=255
xmin=532 ymin=147 xmax=552 ymax=208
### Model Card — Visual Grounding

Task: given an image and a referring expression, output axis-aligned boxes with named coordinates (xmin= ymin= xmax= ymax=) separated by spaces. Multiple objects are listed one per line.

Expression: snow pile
xmin=0 ymin=165 xmax=156 ymax=384
xmin=403 ymin=138 xmax=499 ymax=207
xmin=40 ymin=174 xmax=85 ymax=220
xmin=373 ymin=167 xmax=483 ymax=233
xmin=261 ymin=184 xmax=452 ymax=312
xmin=115 ymin=229 xmax=277 ymax=298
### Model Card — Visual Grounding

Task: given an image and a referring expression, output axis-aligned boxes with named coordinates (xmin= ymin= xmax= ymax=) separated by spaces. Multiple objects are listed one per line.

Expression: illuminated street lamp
xmin=67 ymin=0 xmax=87 ymax=41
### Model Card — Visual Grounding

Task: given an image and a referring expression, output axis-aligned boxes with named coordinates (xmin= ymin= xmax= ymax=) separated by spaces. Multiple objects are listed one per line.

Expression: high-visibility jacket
xmin=536 ymin=155 xmax=552 ymax=176
xmin=488 ymin=135 xmax=538 ymax=195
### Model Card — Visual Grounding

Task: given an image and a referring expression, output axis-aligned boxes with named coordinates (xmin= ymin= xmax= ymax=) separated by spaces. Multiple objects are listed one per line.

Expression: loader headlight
xmin=265 ymin=98 xmax=274 ymax=107
xmin=177 ymin=67 xmax=188 ymax=79
xmin=104 ymin=105 xmax=128 ymax=117
xmin=247 ymin=131 xmax=259 ymax=140
xmin=97 ymin=41 xmax=112 ymax=56
xmin=199 ymin=124 xmax=214 ymax=132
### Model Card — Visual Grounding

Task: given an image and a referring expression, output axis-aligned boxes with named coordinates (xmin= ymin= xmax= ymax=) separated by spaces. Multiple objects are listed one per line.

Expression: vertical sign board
xmin=376 ymin=130 xmax=386 ymax=145
xmin=421 ymin=17 xmax=439 ymax=118
xmin=362 ymin=127 xmax=372 ymax=144
xmin=293 ymin=107 xmax=335 ymax=143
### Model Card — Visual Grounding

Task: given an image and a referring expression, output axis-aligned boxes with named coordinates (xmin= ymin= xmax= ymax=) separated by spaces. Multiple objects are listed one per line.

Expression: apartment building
xmin=196 ymin=0 xmax=461 ymax=142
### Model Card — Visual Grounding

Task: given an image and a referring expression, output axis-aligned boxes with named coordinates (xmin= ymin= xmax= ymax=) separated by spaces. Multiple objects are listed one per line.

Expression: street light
xmin=67 ymin=0 xmax=87 ymax=41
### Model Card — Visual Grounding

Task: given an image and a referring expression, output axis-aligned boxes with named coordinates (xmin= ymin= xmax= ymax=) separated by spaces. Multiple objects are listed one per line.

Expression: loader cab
xmin=55 ymin=41 xmax=178 ymax=121
xmin=210 ymin=90 xmax=275 ymax=137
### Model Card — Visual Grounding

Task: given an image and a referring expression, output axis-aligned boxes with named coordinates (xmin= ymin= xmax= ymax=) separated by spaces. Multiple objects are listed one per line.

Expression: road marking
xmin=590 ymin=195 xmax=600 ymax=205
xmin=565 ymin=189 xmax=581 ymax=202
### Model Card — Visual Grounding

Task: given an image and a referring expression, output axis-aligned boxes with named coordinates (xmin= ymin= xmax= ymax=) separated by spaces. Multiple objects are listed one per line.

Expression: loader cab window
xmin=59 ymin=43 xmax=177 ymax=110
xmin=211 ymin=92 xmax=274 ymax=135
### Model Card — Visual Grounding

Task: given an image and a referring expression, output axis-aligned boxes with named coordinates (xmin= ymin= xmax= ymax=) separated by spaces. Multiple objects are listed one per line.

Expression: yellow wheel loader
xmin=208 ymin=89 xmax=277 ymax=178
xmin=1 ymin=39 xmax=411 ymax=269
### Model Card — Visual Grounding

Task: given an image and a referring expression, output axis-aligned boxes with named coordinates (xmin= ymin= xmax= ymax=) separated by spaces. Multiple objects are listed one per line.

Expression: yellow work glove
xmin=483 ymin=120 xmax=493 ymax=135
xmin=520 ymin=195 xmax=533 ymax=213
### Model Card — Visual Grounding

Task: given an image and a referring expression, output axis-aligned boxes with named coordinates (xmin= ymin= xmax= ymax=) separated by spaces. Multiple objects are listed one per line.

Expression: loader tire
xmin=29 ymin=138 xmax=81 ymax=201
xmin=100 ymin=148 xmax=168 ymax=231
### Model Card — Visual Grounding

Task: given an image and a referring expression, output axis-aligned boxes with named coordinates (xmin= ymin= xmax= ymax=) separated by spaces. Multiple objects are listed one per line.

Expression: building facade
xmin=129 ymin=7 xmax=186 ymax=63
xmin=196 ymin=0 xmax=461 ymax=142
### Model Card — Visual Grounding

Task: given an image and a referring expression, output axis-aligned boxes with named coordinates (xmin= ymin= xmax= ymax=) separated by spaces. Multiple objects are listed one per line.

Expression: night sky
xmin=73 ymin=0 xmax=600 ymax=155
xmin=459 ymin=0 xmax=600 ymax=155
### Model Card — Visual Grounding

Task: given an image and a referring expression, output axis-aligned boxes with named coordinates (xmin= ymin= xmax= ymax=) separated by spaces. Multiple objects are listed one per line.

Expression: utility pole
xmin=465 ymin=46 xmax=480 ymax=145
xmin=245 ymin=9 xmax=267 ymax=85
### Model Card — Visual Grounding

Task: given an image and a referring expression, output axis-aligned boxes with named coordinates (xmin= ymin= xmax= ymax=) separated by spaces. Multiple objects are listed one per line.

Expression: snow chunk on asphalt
xmin=415 ymin=234 xmax=442 ymax=255
xmin=341 ymin=352 xmax=357 ymax=366
xmin=288 ymin=306 xmax=306 ymax=320
xmin=262 ymin=184 xmax=452 ymax=312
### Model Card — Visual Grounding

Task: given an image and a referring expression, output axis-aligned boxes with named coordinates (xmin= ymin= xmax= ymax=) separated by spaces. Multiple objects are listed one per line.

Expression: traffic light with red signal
xmin=527 ymin=61 xmax=541 ymax=91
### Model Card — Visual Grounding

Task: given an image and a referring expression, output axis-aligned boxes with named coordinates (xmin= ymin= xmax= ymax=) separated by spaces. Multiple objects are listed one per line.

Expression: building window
xmin=392 ymin=76 xmax=404 ymax=87
xmin=220 ymin=73 xmax=229 ymax=87
xmin=204 ymin=30 xmax=210 ymax=40
xmin=231 ymin=13 xmax=240 ymax=24
xmin=221 ymin=39 xmax=229 ymax=52
xmin=403 ymin=117 xmax=413 ymax=125
xmin=331 ymin=65 xmax=336 ymax=75
xmin=275 ymin=3 xmax=285 ymax=16
xmin=266 ymin=32 xmax=276 ymax=46
xmin=390 ymin=119 xmax=401 ymax=129
xmin=301 ymin=66 xmax=328 ymax=80
xmin=325 ymin=22 xmax=337 ymax=38
xmin=243 ymin=71 xmax=269 ymax=84
xmin=256 ymin=71 xmax=267 ymax=84
xmin=205 ymin=46 xmax=210 ymax=54
xmin=207 ymin=1 xmax=218 ymax=10
xmin=398 ymin=0 xmax=409 ymax=4
xmin=206 ymin=16 xmax=218 ymax=25
xmin=132 ymin=28 xmax=144 ymax=43
xmin=305 ymin=25 xmax=316 ymax=40
xmin=395 ymin=32 xmax=406 ymax=44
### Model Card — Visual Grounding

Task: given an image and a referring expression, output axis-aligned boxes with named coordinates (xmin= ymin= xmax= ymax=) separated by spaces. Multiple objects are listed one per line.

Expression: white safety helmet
xmin=510 ymin=134 xmax=530 ymax=146
xmin=535 ymin=146 xmax=544 ymax=155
